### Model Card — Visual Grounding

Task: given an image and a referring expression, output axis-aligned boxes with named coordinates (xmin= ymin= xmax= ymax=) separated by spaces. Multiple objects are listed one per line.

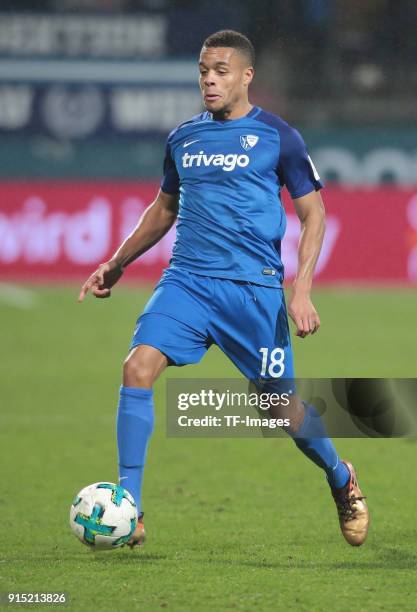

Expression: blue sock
xmin=116 ymin=385 xmax=154 ymax=515
xmin=292 ymin=403 xmax=350 ymax=489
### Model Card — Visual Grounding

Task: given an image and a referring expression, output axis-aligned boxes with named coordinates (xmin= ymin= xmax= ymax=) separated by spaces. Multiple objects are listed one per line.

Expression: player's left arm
xmin=288 ymin=189 xmax=325 ymax=338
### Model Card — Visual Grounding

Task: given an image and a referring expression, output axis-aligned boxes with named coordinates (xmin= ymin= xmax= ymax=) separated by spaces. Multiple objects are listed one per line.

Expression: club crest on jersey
xmin=240 ymin=135 xmax=259 ymax=151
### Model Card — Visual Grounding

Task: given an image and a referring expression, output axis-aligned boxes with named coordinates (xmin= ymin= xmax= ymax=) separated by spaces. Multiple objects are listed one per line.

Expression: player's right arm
xmin=78 ymin=189 xmax=179 ymax=301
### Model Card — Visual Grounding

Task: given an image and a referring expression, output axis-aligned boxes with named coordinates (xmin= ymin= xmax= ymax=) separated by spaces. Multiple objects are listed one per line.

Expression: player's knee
xmin=262 ymin=389 xmax=305 ymax=435
xmin=122 ymin=345 xmax=166 ymax=388
xmin=123 ymin=354 xmax=154 ymax=388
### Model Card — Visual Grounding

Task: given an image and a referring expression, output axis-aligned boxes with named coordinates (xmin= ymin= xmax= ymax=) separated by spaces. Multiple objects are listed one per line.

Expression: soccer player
xmin=79 ymin=30 xmax=369 ymax=547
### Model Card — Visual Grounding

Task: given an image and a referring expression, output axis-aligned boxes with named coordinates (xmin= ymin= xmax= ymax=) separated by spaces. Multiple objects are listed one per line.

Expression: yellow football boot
xmin=331 ymin=461 xmax=369 ymax=546
xmin=127 ymin=513 xmax=146 ymax=549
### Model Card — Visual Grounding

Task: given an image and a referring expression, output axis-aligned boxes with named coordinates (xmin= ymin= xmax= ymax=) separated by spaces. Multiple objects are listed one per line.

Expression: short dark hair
xmin=202 ymin=30 xmax=255 ymax=67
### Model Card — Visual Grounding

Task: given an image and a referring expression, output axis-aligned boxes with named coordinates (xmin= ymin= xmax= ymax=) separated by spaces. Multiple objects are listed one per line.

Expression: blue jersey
xmin=161 ymin=105 xmax=323 ymax=287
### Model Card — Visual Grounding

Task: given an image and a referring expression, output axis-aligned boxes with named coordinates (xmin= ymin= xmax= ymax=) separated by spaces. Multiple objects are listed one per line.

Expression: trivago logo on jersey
xmin=182 ymin=150 xmax=250 ymax=172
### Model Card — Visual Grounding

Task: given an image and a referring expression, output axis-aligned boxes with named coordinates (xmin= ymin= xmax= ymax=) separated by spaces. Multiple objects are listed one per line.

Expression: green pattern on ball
xmin=112 ymin=518 xmax=137 ymax=547
xmin=75 ymin=503 xmax=116 ymax=545
xmin=97 ymin=483 xmax=135 ymax=507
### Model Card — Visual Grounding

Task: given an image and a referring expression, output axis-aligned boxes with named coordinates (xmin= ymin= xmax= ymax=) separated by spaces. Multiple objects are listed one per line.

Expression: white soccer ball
xmin=69 ymin=482 xmax=137 ymax=550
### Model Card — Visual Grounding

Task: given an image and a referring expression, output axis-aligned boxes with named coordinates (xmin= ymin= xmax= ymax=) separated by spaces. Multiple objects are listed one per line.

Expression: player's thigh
xmin=211 ymin=282 xmax=302 ymax=429
xmin=129 ymin=269 xmax=212 ymax=367
xmin=210 ymin=281 xmax=294 ymax=382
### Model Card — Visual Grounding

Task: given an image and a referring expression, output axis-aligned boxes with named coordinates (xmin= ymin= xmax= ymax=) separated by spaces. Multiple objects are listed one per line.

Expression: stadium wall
xmin=1 ymin=181 xmax=416 ymax=285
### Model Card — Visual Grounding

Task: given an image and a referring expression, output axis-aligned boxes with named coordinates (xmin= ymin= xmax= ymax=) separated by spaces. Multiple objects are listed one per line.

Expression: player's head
xmin=199 ymin=30 xmax=255 ymax=115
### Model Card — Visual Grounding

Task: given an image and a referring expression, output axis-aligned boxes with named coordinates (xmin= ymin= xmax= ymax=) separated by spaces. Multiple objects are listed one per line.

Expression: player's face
xmin=198 ymin=46 xmax=253 ymax=115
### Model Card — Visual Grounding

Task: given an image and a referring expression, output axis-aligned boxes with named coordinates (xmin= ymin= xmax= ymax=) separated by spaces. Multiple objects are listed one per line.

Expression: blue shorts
xmin=130 ymin=268 xmax=294 ymax=383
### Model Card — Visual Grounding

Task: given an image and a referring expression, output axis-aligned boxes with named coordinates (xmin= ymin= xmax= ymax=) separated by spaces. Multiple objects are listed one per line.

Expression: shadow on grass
xmin=92 ymin=552 xmax=168 ymax=564
xmin=238 ymin=546 xmax=417 ymax=571
xmin=6 ymin=551 xmax=168 ymax=565
xmin=8 ymin=544 xmax=416 ymax=572
xmin=80 ymin=545 xmax=417 ymax=571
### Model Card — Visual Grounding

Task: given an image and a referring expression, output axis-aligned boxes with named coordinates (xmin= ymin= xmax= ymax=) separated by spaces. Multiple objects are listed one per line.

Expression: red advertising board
xmin=0 ymin=181 xmax=416 ymax=284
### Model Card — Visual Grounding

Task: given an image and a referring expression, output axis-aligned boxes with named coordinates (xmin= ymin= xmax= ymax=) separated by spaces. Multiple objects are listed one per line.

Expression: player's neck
xmin=212 ymin=101 xmax=253 ymax=121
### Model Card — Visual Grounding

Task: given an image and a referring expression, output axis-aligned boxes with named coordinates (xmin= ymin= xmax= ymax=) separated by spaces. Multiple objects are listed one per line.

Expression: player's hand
xmin=78 ymin=260 xmax=124 ymax=302
xmin=287 ymin=289 xmax=320 ymax=338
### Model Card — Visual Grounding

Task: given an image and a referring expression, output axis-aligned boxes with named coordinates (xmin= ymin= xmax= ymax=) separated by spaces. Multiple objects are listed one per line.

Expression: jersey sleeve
xmin=160 ymin=137 xmax=180 ymax=195
xmin=277 ymin=125 xmax=323 ymax=199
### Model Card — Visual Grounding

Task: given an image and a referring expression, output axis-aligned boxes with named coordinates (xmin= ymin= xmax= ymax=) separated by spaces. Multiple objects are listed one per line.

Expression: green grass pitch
xmin=1 ymin=285 xmax=417 ymax=611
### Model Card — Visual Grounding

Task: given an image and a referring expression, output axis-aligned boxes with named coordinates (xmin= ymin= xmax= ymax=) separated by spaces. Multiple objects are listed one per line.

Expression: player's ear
xmin=243 ymin=66 xmax=254 ymax=87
